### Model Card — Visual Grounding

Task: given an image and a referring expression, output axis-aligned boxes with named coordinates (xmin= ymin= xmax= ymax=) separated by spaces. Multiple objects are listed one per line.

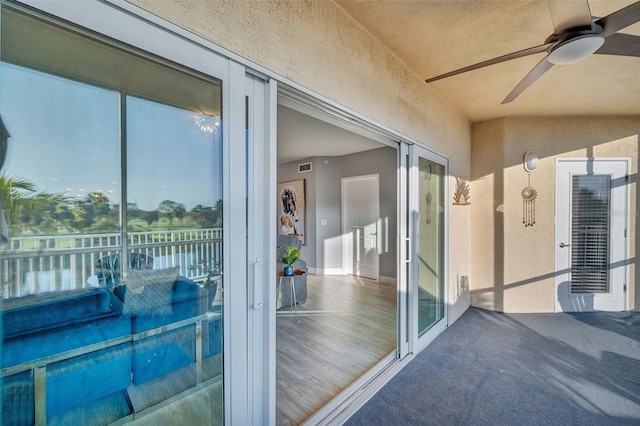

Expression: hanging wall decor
xmin=423 ymin=164 xmax=433 ymax=224
xmin=277 ymin=179 xmax=306 ymax=245
xmin=521 ymin=151 xmax=538 ymax=227
xmin=521 ymin=177 xmax=538 ymax=227
xmin=452 ymin=177 xmax=471 ymax=206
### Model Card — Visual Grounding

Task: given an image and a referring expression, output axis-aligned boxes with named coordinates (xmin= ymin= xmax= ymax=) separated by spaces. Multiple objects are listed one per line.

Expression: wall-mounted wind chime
xmin=522 ymin=151 xmax=538 ymax=227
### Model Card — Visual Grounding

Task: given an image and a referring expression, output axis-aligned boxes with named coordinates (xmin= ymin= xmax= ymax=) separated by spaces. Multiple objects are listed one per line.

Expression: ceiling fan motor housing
xmin=546 ymin=23 xmax=605 ymax=64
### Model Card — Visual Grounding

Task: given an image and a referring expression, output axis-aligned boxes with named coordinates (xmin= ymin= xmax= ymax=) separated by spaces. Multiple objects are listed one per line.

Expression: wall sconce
xmin=523 ymin=151 xmax=538 ymax=173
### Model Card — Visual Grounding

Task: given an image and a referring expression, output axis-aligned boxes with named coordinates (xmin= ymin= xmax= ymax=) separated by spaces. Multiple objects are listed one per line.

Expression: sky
xmin=1 ymin=62 xmax=223 ymax=212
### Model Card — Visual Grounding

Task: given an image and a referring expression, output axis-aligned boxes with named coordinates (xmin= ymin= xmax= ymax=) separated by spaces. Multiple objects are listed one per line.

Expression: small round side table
xmin=276 ymin=269 xmax=305 ymax=320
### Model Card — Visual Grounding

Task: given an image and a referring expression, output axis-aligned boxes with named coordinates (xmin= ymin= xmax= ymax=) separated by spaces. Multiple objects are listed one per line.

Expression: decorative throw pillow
xmin=122 ymin=267 xmax=179 ymax=316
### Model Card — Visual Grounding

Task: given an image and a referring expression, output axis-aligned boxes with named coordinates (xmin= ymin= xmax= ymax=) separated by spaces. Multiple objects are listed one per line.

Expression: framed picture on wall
xmin=278 ymin=179 xmax=306 ymax=245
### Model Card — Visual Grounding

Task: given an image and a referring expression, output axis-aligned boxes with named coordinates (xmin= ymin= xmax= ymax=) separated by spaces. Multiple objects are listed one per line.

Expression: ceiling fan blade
xmin=501 ymin=56 xmax=554 ymax=104
xmin=547 ymin=0 xmax=593 ymax=34
xmin=595 ymin=33 xmax=640 ymax=57
xmin=595 ymin=1 xmax=640 ymax=37
xmin=426 ymin=43 xmax=551 ymax=83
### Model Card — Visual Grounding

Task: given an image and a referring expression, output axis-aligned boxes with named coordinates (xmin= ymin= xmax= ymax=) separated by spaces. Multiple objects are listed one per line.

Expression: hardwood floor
xmin=106 ymin=274 xmax=396 ymax=425
xmin=276 ymin=274 xmax=397 ymax=425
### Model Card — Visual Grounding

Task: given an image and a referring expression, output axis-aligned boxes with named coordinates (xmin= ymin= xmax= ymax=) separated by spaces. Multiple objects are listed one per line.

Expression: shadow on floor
xmin=346 ymin=307 xmax=640 ymax=426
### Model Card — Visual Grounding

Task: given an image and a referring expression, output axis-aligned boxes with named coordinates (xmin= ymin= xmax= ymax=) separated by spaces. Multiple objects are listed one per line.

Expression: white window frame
xmin=13 ymin=1 xmax=252 ymax=423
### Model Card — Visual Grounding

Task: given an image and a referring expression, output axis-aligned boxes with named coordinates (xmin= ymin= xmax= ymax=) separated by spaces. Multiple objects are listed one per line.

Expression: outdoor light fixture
xmin=523 ymin=151 xmax=538 ymax=173
xmin=547 ymin=35 xmax=604 ymax=65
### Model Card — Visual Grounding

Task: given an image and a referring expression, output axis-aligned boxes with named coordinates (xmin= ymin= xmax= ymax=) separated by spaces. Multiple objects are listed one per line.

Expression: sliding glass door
xmin=0 ymin=4 xmax=230 ymax=423
xmin=410 ymin=145 xmax=448 ymax=348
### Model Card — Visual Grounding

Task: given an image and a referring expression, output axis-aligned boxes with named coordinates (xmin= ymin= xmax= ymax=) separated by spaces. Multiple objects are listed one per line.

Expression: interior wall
xmin=340 ymin=147 xmax=397 ymax=279
xmin=277 ymin=158 xmax=317 ymax=264
xmin=278 ymin=147 xmax=397 ymax=278
xmin=471 ymin=116 xmax=639 ymax=313
xmin=132 ymin=0 xmax=472 ymax=322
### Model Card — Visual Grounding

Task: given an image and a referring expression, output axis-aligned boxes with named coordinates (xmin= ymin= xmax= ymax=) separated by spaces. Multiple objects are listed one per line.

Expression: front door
xmin=555 ymin=158 xmax=630 ymax=312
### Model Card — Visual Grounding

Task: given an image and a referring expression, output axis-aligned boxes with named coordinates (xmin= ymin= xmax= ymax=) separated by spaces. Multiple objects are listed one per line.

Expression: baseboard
xmin=307 ymin=267 xmax=346 ymax=275
xmin=379 ymin=275 xmax=397 ymax=285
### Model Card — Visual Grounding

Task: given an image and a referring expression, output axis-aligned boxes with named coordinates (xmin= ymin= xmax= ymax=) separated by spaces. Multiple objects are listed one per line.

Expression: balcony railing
xmin=0 ymin=228 xmax=222 ymax=299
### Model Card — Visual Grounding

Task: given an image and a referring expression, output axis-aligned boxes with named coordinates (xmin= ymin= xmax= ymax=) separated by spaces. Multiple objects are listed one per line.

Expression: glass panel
xmin=0 ymin=61 xmax=121 ymax=296
xmin=417 ymin=157 xmax=445 ymax=336
xmin=571 ymin=175 xmax=610 ymax=293
xmin=1 ymin=7 xmax=223 ymax=424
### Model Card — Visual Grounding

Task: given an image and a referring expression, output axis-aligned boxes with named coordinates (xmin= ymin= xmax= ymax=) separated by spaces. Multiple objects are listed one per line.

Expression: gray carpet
xmin=346 ymin=307 xmax=640 ymax=426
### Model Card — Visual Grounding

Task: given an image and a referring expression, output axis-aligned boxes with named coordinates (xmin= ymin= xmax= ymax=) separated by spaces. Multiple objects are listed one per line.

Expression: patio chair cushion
xmin=1 ymin=289 xmax=130 ymax=366
xmin=120 ymin=267 xmax=179 ymax=316
xmin=1 ymin=288 xmax=132 ymax=420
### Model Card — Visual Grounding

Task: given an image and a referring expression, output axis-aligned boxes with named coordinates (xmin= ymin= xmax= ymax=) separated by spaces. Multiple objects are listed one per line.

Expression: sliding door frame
xmin=13 ymin=1 xmax=255 ymax=424
xmin=408 ymin=144 xmax=450 ymax=353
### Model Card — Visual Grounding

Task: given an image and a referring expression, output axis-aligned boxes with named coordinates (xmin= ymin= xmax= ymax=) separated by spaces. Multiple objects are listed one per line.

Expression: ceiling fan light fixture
xmin=547 ymin=35 xmax=605 ymax=65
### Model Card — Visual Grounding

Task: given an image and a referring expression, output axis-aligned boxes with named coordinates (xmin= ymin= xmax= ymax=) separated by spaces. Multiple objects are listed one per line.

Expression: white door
xmin=556 ymin=158 xmax=629 ymax=312
xmin=342 ymin=175 xmax=379 ymax=280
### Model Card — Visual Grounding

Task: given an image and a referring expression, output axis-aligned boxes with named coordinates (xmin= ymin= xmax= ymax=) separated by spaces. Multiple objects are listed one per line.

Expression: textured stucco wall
xmin=470 ymin=119 xmax=505 ymax=311
xmin=471 ymin=116 xmax=639 ymax=313
xmin=131 ymin=0 xmax=472 ymax=321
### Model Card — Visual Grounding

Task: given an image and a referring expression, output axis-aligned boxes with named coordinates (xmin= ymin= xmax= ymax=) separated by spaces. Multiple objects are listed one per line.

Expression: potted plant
xmin=279 ymin=245 xmax=299 ymax=276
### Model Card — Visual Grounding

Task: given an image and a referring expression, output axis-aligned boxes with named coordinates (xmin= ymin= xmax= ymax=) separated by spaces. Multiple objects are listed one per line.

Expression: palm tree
xmin=0 ymin=173 xmax=66 ymax=239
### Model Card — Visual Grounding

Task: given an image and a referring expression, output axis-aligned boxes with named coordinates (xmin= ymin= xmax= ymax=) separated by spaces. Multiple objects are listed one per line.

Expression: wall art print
xmin=278 ymin=179 xmax=306 ymax=245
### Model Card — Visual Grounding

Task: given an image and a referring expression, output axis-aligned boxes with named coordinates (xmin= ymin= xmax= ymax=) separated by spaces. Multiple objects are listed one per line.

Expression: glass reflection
xmin=418 ymin=158 xmax=445 ymax=336
xmin=1 ymin=7 xmax=224 ymax=424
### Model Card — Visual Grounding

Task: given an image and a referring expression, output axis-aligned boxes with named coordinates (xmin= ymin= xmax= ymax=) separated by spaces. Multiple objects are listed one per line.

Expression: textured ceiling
xmin=336 ymin=0 xmax=640 ymax=123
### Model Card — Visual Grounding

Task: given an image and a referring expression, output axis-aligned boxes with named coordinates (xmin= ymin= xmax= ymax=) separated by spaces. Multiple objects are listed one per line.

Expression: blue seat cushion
xmin=2 ymin=288 xmax=119 ymax=339
xmin=1 ymin=289 xmax=130 ymax=368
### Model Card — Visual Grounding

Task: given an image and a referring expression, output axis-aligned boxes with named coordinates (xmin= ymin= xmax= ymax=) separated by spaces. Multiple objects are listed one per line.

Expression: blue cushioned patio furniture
xmin=112 ymin=273 xmax=210 ymax=386
xmin=1 ymin=271 xmax=223 ymax=423
xmin=1 ymin=288 xmax=132 ymax=424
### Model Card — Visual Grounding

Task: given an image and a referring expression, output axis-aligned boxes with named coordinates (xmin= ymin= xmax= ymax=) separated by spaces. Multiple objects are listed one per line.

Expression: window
xmin=1 ymin=7 xmax=224 ymax=423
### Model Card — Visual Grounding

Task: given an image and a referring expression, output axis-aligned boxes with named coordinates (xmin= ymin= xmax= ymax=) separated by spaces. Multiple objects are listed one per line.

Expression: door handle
xmin=253 ymin=257 xmax=263 ymax=310
xmin=559 ymin=243 xmax=571 ymax=248
xmin=405 ymin=238 xmax=411 ymax=263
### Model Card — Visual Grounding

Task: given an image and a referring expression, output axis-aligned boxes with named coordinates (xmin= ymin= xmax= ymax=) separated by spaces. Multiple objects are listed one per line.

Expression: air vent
xmin=298 ymin=162 xmax=312 ymax=173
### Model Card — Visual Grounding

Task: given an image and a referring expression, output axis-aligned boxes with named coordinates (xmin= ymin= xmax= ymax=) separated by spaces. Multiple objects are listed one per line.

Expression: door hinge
xmin=625 ymin=174 xmax=629 ymax=182
xmin=623 ymin=284 xmax=627 ymax=293
xmin=624 ymin=229 xmax=627 ymax=238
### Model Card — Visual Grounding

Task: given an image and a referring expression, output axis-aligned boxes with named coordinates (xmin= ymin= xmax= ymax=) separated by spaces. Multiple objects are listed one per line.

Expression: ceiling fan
xmin=425 ymin=0 xmax=640 ymax=104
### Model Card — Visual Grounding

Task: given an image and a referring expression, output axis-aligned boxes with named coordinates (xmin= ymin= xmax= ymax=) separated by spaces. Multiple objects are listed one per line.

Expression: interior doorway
xmin=342 ymin=174 xmax=380 ymax=280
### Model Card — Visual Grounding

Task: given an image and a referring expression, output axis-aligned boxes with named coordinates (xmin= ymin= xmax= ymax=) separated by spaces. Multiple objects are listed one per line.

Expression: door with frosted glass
xmin=411 ymin=147 xmax=447 ymax=342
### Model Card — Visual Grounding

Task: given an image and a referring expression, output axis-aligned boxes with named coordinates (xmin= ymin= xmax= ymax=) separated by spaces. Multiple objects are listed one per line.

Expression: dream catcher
xmin=522 ymin=176 xmax=537 ymax=227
